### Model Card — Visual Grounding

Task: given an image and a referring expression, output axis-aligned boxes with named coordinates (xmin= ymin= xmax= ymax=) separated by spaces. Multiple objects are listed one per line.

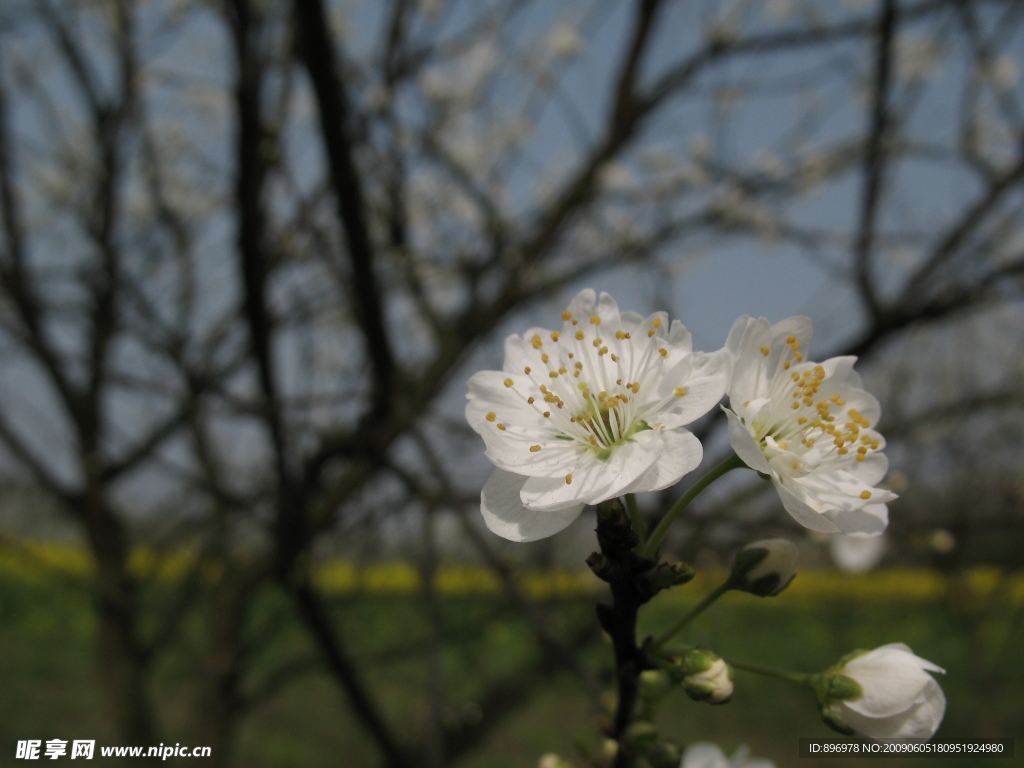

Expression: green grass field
xmin=0 ymin=564 xmax=1020 ymax=768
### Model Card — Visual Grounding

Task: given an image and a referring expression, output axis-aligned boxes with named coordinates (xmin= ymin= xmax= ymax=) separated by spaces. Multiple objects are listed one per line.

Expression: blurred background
xmin=0 ymin=0 xmax=1022 ymax=766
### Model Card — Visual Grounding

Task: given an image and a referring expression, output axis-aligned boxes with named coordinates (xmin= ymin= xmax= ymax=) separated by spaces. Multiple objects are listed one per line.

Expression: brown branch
xmin=852 ymin=0 xmax=897 ymax=320
xmin=292 ymin=0 xmax=396 ymax=422
xmin=226 ymin=0 xmax=305 ymax=569
xmin=287 ymin=578 xmax=412 ymax=768
xmin=894 ymin=144 xmax=1024 ymax=311
xmin=0 ymin=72 xmax=82 ymax=427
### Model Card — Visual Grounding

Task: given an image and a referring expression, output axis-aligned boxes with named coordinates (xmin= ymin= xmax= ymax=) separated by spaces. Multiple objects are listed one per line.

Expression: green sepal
xmin=826 ymin=673 xmax=864 ymax=702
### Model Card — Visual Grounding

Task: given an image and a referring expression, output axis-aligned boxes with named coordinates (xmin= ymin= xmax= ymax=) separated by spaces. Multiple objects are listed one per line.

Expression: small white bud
xmin=679 ymin=649 xmax=733 ymax=704
xmin=823 ymin=643 xmax=946 ymax=739
xmin=730 ymin=538 xmax=798 ymax=596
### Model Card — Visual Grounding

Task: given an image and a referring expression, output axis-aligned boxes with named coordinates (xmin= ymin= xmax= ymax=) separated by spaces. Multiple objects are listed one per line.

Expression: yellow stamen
xmin=486 ymin=412 xmax=496 ymax=422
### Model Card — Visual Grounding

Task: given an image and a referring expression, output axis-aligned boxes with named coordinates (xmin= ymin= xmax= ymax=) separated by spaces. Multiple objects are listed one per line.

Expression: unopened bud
xmin=817 ymin=643 xmax=946 ymax=740
xmin=646 ymin=740 xmax=682 ymax=768
xmin=622 ymin=721 xmax=659 ymax=751
xmin=729 ymin=538 xmax=798 ymax=596
xmin=678 ymin=649 xmax=733 ymax=704
xmin=538 ymin=754 xmax=574 ymax=768
xmin=639 ymin=669 xmax=671 ymax=703
xmin=586 ymin=552 xmax=614 ymax=582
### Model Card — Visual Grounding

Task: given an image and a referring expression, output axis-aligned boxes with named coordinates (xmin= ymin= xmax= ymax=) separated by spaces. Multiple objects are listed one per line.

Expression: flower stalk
xmin=650 ymin=581 xmax=731 ymax=652
xmin=643 ymin=453 xmax=745 ymax=560
xmin=728 ymin=657 xmax=817 ymax=687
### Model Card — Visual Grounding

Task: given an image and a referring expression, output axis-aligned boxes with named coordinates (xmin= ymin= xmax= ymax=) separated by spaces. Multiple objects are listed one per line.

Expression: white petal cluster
xmin=680 ymin=742 xmax=775 ymax=768
xmin=466 ymin=289 xmax=730 ymax=542
xmin=724 ymin=316 xmax=896 ymax=535
xmin=831 ymin=643 xmax=946 ymax=739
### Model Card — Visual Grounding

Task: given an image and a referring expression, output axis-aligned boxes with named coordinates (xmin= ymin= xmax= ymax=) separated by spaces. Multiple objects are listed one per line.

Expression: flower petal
xmin=480 ymin=469 xmax=584 ymax=542
xmin=658 ymin=348 xmax=731 ymax=427
xmin=838 ymin=678 xmax=945 ymax=739
xmin=724 ymin=407 xmax=773 ymax=474
xmin=844 ymin=646 xmax=941 ymax=717
xmin=590 ymin=429 xmax=668 ymax=502
xmin=823 ymin=502 xmax=889 ymax=536
xmin=679 ymin=742 xmax=730 ymax=768
xmin=623 ymin=428 xmax=703 ymax=494
xmin=566 ymin=288 xmax=597 ymax=319
xmin=774 ymin=478 xmax=842 ymax=533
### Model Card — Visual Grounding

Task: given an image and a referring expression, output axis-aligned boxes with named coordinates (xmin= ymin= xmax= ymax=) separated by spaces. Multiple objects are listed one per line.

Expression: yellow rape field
xmin=2 ymin=539 xmax=1022 ymax=604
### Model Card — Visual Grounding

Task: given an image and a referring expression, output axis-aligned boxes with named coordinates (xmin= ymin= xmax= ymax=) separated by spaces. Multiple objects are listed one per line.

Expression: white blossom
xmin=680 ymin=742 xmax=775 ymax=768
xmin=467 ymin=290 xmax=731 ymax=541
xmin=829 ymin=533 xmax=886 ymax=573
xmin=724 ymin=316 xmax=896 ymax=535
xmin=544 ymin=21 xmax=584 ymax=59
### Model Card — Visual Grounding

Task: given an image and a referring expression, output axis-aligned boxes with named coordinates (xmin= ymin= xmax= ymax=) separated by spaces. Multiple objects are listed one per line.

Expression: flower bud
xmin=622 ymin=720 xmax=659 ymax=751
xmin=646 ymin=740 xmax=682 ymax=768
xmin=729 ymin=538 xmax=798 ymax=597
xmin=820 ymin=643 xmax=946 ymax=739
xmin=638 ymin=669 xmax=672 ymax=703
xmin=678 ymin=649 xmax=733 ymax=704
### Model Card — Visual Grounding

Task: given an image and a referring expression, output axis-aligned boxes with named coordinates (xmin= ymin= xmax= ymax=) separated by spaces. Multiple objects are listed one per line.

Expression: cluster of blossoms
xmin=467 ymin=289 xmax=896 ymax=542
xmin=467 ymin=289 xmax=947 ymax=759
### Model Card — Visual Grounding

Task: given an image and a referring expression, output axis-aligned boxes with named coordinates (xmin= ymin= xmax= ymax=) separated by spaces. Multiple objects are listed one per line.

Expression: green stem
xmin=728 ymin=657 xmax=817 ymax=687
xmin=642 ymin=453 xmax=745 ymax=560
xmin=650 ymin=581 xmax=731 ymax=651
xmin=625 ymin=493 xmax=645 ymax=550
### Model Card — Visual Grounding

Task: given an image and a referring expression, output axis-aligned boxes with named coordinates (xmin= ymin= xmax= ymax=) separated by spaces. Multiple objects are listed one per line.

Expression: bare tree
xmin=2 ymin=1 xmax=1023 ymax=765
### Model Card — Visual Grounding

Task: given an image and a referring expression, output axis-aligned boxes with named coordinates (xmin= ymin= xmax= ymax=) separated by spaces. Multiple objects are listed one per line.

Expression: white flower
xmin=724 ymin=316 xmax=897 ymax=535
xmin=829 ymin=533 xmax=886 ymax=573
xmin=829 ymin=643 xmax=946 ymax=739
xmin=731 ymin=538 xmax=798 ymax=596
xmin=680 ymin=742 xmax=775 ymax=768
xmin=543 ymin=21 xmax=585 ymax=59
xmin=467 ymin=289 xmax=731 ymax=542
